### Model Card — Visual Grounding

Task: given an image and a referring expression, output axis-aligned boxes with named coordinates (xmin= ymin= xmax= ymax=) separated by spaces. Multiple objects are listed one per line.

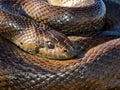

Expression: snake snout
xmin=60 ymin=45 xmax=77 ymax=60
xmin=64 ymin=50 xmax=77 ymax=59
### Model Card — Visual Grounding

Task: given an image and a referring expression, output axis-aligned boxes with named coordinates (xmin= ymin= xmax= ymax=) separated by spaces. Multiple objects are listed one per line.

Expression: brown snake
xmin=0 ymin=0 xmax=106 ymax=59
xmin=0 ymin=0 xmax=120 ymax=90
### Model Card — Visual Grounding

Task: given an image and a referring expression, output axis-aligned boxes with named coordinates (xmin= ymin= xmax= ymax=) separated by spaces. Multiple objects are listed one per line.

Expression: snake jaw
xmin=36 ymin=46 xmax=76 ymax=60
xmin=35 ymin=40 xmax=76 ymax=60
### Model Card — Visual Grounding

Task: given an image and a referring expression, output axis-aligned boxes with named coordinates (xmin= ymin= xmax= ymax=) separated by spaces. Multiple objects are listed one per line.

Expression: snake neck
xmin=47 ymin=0 xmax=96 ymax=7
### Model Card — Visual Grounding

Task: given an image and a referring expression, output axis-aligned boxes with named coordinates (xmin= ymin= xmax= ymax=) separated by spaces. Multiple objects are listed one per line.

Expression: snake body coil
xmin=0 ymin=0 xmax=120 ymax=90
xmin=2 ymin=0 xmax=106 ymax=35
xmin=0 ymin=5 xmax=75 ymax=60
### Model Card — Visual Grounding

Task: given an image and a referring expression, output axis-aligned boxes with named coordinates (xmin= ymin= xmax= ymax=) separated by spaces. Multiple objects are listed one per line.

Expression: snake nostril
xmin=20 ymin=42 xmax=23 ymax=45
xmin=63 ymin=49 xmax=68 ymax=53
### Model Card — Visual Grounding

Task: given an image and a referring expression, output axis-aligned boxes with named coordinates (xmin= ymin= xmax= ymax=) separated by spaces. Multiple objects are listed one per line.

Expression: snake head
xmin=35 ymin=30 xmax=76 ymax=60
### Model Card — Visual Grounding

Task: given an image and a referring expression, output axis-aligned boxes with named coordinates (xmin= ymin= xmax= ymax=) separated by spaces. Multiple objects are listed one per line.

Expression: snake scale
xmin=0 ymin=0 xmax=120 ymax=90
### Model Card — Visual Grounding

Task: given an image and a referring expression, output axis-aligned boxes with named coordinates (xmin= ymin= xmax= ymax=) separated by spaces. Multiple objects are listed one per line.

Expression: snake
xmin=0 ymin=0 xmax=106 ymax=59
xmin=0 ymin=0 xmax=120 ymax=90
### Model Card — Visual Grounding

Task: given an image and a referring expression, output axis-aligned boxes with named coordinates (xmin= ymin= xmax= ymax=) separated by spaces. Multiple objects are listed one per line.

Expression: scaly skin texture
xmin=2 ymin=0 xmax=106 ymax=35
xmin=0 ymin=0 xmax=120 ymax=90
xmin=0 ymin=9 xmax=75 ymax=60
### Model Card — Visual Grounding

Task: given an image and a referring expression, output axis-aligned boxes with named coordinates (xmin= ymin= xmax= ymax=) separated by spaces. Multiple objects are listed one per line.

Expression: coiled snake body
xmin=0 ymin=0 xmax=120 ymax=90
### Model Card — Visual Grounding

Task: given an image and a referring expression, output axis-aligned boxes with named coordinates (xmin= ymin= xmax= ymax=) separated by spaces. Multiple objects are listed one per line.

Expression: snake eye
xmin=46 ymin=41 xmax=55 ymax=49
